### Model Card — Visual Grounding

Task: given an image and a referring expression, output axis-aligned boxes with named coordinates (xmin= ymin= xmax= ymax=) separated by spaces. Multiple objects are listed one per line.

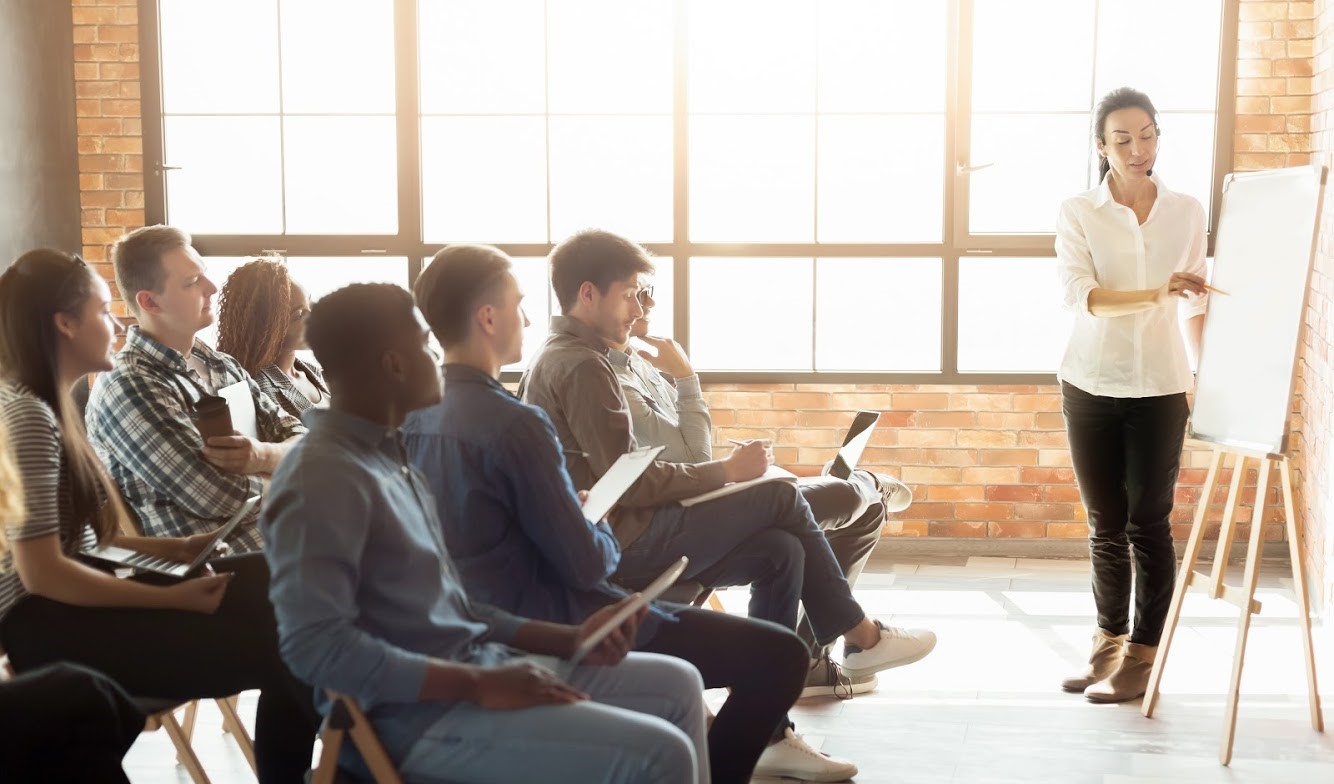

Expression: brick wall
xmin=65 ymin=0 xmax=1326 ymax=589
xmin=1304 ymin=0 xmax=1334 ymax=614
xmin=71 ymin=0 xmax=142 ymax=316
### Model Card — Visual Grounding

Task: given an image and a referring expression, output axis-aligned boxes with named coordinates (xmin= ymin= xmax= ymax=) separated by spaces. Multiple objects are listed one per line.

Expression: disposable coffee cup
xmin=194 ymin=395 xmax=234 ymax=442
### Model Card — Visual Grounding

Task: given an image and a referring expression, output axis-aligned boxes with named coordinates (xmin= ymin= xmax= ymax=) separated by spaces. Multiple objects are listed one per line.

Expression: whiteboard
xmin=1189 ymin=165 xmax=1326 ymax=456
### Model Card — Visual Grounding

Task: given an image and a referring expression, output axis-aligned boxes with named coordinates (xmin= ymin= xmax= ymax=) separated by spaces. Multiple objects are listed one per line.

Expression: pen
xmin=1202 ymin=283 xmax=1230 ymax=296
xmin=563 ymin=448 xmax=589 ymax=458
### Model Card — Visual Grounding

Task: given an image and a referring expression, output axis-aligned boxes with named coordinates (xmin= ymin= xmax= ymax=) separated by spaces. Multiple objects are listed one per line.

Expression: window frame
xmin=138 ymin=0 xmax=1239 ymax=385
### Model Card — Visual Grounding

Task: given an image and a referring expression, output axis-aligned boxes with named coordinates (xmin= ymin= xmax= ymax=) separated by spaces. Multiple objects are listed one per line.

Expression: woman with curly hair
xmin=216 ymin=257 xmax=328 ymax=417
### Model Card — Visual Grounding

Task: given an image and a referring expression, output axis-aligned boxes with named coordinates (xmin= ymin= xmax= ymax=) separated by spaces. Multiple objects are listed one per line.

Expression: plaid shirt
xmin=86 ymin=326 xmax=306 ymax=552
xmin=254 ymin=358 xmax=329 ymax=419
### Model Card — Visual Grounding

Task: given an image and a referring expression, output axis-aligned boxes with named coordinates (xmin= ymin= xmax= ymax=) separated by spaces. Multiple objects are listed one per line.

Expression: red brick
xmin=1012 ymin=394 xmax=1060 ymax=412
xmin=882 ymin=521 xmax=928 ymax=537
xmin=979 ymin=449 xmax=1039 ymax=466
xmin=988 ymin=522 xmax=1046 ymax=538
xmin=893 ymin=393 xmax=950 ymax=410
xmin=767 ymin=392 xmax=827 ymax=409
xmin=1020 ymin=467 xmax=1075 ymax=484
xmin=920 ymin=449 xmax=976 ymax=466
xmin=1014 ymin=503 xmax=1078 ymax=521
xmin=901 ymin=466 xmax=961 ymax=484
xmin=926 ymin=485 xmax=986 ymax=502
xmin=986 ymin=485 xmax=1042 ymax=502
xmin=707 ymin=391 xmax=774 ymax=409
xmin=963 ymin=467 xmax=1021 ymax=484
xmin=1042 ymin=485 xmax=1083 ymax=503
xmin=898 ymin=429 xmax=955 ymax=447
xmin=956 ymin=503 xmax=1012 ymax=520
xmin=98 ymin=25 xmax=139 ymax=44
xmin=915 ymin=411 xmax=977 ymax=428
xmin=957 ymin=429 xmax=1018 ymax=448
xmin=976 ymin=412 xmax=1037 ymax=430
xmin=929 ymin=521 xmax=986 ymax=538
xmin=1047 ymin=523 xmax=1088 ymax=539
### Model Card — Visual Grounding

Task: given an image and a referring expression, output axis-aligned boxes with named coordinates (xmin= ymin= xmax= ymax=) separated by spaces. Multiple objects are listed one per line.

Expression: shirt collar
xmin=442 ymin=362 xmax=508 ymax=393
xmin=1093 ymin=172 xmax=1168 ymax=209
xmin=606 ymin=347 xmax=632 ymax=369
xmin=303 ymin=408 xmax=400 ymax=451
xmin=549 ymin=315 xmax=610 ymax=356
xmin=123 ymin=325 xmax=222 ymax=372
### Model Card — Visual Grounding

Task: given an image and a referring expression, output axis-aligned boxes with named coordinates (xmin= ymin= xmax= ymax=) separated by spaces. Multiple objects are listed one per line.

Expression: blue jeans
xmin=617 ymin=481 xmax=865 ymax=647
xmin=375 ymin=653 xmax=707 ymax=784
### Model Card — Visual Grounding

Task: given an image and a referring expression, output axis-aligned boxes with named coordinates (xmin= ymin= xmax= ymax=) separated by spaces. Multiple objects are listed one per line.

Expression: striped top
xmin=0 ymin=383 xmax=96 ymax=623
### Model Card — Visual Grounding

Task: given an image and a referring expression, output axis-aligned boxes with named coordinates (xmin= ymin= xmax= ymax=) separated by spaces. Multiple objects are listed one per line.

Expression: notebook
xmin=581 ymin=445 xmax=666 ymax=523
xmin=82 ymin=495 xmax=260 ymax=579
xmin=826 ymin=410 xmax=881 ymax=480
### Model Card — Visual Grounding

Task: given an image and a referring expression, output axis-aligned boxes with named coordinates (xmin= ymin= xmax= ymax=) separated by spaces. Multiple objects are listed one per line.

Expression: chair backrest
xmin=311 ymin=691 xmax=403 ymax=784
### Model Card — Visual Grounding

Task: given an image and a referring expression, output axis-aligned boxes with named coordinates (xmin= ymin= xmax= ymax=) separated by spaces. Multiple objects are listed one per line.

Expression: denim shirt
xmin=261 ymin=407 xmax=524 ymax=721
xmin=403 ymin=364 xmax=668 ymax=639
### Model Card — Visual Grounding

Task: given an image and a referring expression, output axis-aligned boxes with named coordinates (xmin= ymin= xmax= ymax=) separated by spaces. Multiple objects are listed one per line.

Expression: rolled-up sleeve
xmin=1056 ymin=200 xmax=1099 ymax=318
xmin=262 ymin=464 xmax=430 ymax=706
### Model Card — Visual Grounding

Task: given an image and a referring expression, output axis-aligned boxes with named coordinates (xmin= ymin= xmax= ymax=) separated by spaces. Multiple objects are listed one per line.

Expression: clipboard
xmin=568 ymin=556 xmax=688 ymax=666
xmin=580 ymin=445 xmax=666 ymax=523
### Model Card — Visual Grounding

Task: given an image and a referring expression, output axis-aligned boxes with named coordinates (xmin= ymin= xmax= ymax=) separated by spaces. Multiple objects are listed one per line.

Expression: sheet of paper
xmin=581 ymin=445 xmax=666 ymax=523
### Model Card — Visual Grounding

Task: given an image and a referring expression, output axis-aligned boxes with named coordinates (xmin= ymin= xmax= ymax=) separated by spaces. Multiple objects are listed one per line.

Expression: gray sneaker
xmin=799 ymin=655 xmax=878 ymax=699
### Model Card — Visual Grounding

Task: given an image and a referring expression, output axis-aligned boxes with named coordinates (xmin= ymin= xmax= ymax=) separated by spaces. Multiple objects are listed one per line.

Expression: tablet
xmin=568 ymin=556 xmax=689 ymax=666
xmin=82 ymin=495 xmax=260 ymax=579
xmin=580 ymin=445 xmax=666 ymax=523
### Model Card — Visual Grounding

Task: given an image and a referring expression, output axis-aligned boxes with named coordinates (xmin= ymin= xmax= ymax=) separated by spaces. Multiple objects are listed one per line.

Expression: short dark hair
xmin=414 ymin=244 xmax=513 ymax=347
xmin=111 ymin=225 xmax=192 ymax=314
xmin=1093 ymin=87 xmax=1159 ymax=182
xmin=305 ymin=283 xmax=418 ymax=385
xmin=549 ymin=230 xmax=654 ymax=314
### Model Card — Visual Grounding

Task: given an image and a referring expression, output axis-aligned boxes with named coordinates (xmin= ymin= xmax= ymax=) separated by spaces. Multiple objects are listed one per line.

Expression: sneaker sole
xmin=1084 ymin=689 xmax=1146 ymax=704
xmin=752 ymin=765 xmax=860 ymax=782
xmin=843 ymin=638 xmax=937 ymax=680
xmin=797 ymin=674 xmax=879 ymax=699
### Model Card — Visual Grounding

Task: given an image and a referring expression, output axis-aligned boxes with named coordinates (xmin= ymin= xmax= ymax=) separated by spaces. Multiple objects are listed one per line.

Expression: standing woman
xmin=0 ymin=249 xmax=319 ymax=782
xmin=217 ymin=257 xmax=329 ymax=417
xmin=1056 ymin=87 xmax=1210 ymax=703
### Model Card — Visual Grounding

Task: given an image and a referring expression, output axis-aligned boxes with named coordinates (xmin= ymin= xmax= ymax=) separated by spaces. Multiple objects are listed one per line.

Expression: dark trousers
xmin=0 ymin=662 xmax=144 ymax=783
xmin=795 ymin=473 xmax=888 ymax=658
xmin=1062 ymin=382 xmax=1189 ymax=646
xmin=615 ymin=481 xmax=866 ymax=648
xmin=0 ymin=554 xmax=320 ymax=784
xmin=639 ymin=607 xmax=807 ymax=784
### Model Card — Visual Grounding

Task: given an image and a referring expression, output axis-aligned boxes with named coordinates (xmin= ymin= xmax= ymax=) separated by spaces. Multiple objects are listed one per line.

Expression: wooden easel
xmin=1142 ymin=445 xmax=1324 ymax=764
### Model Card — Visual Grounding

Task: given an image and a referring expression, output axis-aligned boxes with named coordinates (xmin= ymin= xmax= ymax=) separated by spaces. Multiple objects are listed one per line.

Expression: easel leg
xmin=1279 ymin=459 xmax=1324 ymax=732
xmin=1220 ymin=457 xmax=1271 ymax=765
xmin=1145 ymin=448 xmax=1225 ymax=718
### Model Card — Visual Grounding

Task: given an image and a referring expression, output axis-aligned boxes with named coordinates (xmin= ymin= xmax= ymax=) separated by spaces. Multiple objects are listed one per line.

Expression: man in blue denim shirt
xmin=403 ymin=244 xmax=861 ymax=784
xmin=262 ymin=283 xmax=708 ymax=784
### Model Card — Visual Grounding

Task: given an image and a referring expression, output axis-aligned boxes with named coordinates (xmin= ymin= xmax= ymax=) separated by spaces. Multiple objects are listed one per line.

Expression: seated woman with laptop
xmin=0 ymin=249 xmax=320 ymax=784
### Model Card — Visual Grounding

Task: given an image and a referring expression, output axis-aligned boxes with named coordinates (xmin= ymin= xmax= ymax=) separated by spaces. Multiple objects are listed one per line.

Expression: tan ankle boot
xmin=1060 ymin=629 xmax=1128 ymax=692
xmin=1085 ymin=642 xmax=1157 ymax=703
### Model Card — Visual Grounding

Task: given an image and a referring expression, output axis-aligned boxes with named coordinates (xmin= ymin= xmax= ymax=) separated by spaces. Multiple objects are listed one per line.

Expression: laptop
xmin=826 ymin=410 xmax=881 ymax=480
xmin=82 ymin=495 xmax=261 ymax=579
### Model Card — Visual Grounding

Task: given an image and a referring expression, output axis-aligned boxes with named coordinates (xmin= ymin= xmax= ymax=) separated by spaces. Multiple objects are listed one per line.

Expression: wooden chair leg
xmin=157 ymin=710 xmax=212 ymax=784
xmin=215 ymin=695 xmax=258 ymax=774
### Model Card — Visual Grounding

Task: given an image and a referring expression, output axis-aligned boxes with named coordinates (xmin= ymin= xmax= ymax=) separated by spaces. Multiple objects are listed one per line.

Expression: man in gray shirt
xmin=608 ymin=289 xmax=915 ymax=697
xmin=521 ymin=229 xmax=936 ymax=698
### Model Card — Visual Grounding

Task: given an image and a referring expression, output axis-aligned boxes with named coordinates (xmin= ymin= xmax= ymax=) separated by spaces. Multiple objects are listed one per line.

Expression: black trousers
xmin=639 ymin=606 xmax=807 ymax=784
xmin=1061 ymin=381 xmax=1189 ymax=646
xmin=0 ymin=662 xmax=144 ymax=783
xmin=794 ymin=473 xmax=887 ymax=658
xmin=0 ymin=554 xmax=320 ymax=784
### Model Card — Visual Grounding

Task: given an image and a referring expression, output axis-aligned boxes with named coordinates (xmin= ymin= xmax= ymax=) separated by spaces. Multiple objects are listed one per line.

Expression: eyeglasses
xmin=636 ymin=285 xmax=655 ymax=305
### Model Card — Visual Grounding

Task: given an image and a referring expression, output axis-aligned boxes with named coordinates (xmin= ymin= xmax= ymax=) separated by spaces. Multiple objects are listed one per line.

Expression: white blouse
xmin=1056 ymin=173 xmax=1209 ymax=398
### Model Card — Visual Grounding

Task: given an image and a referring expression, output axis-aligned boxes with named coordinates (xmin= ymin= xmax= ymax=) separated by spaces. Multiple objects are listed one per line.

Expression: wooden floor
xmin=124 ymin=554 xmax=1334 ymax=783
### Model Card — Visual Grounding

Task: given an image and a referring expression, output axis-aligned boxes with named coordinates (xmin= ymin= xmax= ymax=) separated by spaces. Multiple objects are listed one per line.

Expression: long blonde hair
xmin=0 ymin=418 xmax=25 ymax=562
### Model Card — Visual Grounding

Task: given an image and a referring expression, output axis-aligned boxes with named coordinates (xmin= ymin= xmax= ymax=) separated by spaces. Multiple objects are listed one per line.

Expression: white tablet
xmin=568 ymin=556 xmax=689 ymax=666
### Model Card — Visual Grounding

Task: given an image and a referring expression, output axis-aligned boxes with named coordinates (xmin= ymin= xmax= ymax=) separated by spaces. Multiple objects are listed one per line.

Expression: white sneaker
xmin=753 ymin=727 xmax=858 ymax=782
xmin=842 ymin=621 xmax=936 ymax=680
xmin=874 ymin=473 xmax=913 ymax=513
xmin=799 ymin=655 xmax=878 ymax=699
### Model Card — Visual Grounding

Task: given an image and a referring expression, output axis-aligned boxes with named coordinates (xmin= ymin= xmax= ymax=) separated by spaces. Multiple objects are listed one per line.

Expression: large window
xmin=144 ymin=0 xmax=1236 ymax=381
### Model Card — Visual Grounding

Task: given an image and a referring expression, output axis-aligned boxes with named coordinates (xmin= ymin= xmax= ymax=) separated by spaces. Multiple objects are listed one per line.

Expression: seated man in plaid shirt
xmin=86 ymin=225 xmax=305 ymax=552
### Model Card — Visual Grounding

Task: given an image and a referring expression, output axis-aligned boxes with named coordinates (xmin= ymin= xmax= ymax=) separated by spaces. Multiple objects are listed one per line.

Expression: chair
xmin=659 ymin=579 xmax=727 ymax=612
xmin=1 ymin=651 xmax=250 ymax=784
xmin=310 ymin=690 xmax=403 ymax=784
